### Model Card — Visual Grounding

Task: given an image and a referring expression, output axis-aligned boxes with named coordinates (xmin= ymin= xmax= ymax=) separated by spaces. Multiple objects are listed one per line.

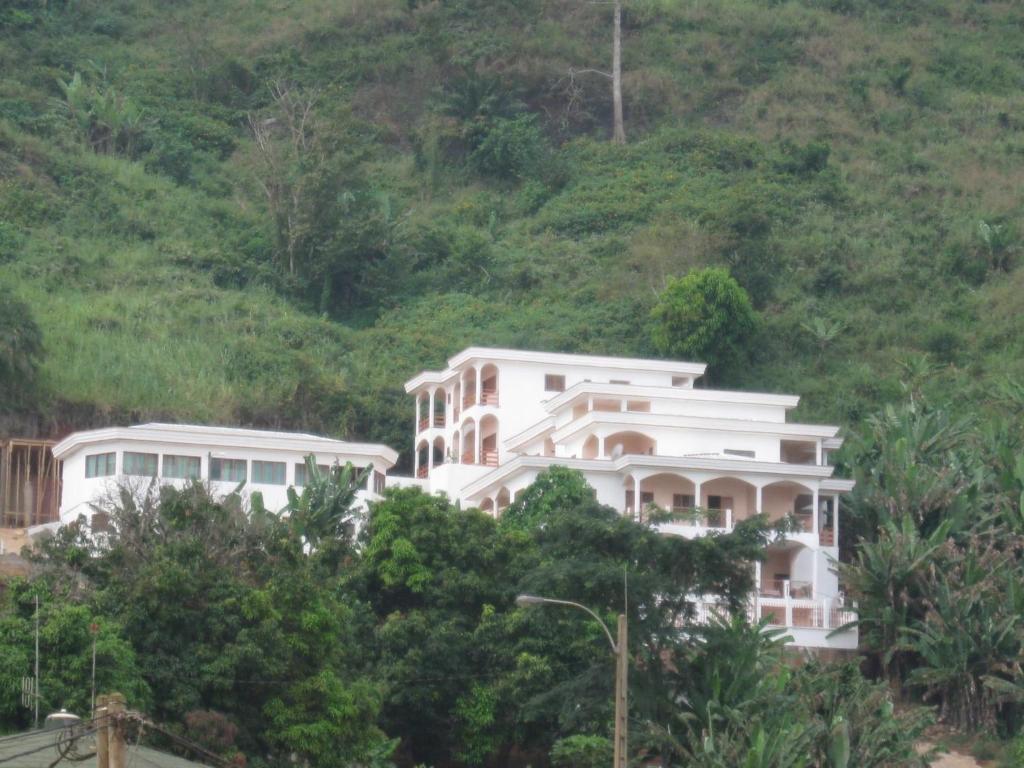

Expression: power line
xmin=0 ymin=725 xmax=101 ymax=766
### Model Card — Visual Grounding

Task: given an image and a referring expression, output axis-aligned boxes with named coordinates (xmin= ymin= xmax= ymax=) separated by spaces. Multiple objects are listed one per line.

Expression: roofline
xmin=52 ymin=423 xmax=399 ymax=466
xmin=405 ymin=347 xmax=708 ymax=393
xmin=548 ymin=411 xmax=840 ymax=445
xmin=462 ymin=454 xmax=849 ymax=499
xmin=543 ymin=381 xmax=800 ymax=413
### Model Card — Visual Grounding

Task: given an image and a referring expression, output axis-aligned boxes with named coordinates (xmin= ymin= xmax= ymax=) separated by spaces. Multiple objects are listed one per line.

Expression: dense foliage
xmin=0 ymin=0 xmax=1020 ymax=459
xmin=0 ymin=467 xmax=931 ymax=766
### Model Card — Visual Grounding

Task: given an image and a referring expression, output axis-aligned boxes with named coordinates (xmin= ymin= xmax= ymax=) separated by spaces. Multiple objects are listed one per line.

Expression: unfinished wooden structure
xmin=0 ymin=439 xmax=61 ymax=528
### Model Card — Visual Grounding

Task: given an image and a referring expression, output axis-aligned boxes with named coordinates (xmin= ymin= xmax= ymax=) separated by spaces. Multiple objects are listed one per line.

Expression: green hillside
xmin=1 ymin=0 xmax=1022 ymax=461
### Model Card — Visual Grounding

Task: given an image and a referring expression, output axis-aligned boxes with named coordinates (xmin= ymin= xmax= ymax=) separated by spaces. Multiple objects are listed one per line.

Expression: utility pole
xmin=33 ymin=595 xmax=39 ymax=729
xmin=90 ymin=622 xmax=99 ymax=714
xmin=107 ymin=693 xmax=126 ymax=768
xmin=612 ymin=614 xmax=628 ymax=768
xmin=95 ymin=695 xmax=109 ymax=768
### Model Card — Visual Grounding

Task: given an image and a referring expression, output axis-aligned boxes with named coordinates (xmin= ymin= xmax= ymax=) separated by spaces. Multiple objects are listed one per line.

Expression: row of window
xmin=85 ymin=452 xmax=335 ymax=487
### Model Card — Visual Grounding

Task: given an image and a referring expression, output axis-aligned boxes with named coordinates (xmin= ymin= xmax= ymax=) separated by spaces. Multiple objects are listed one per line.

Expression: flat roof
xmin=543 ymin=381 xmax=801 ymax=412
xmin=405 ymin=346 xmax=707 ymax=392
xmin=52 ymin=423 xmax=398 ymax=466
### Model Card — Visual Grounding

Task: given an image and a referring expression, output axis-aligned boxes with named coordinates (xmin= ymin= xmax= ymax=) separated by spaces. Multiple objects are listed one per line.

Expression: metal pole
xmin=612 ymin=614 xmax=628 ymax=768
xmin=91 ymin=623 xmax=99 ymax=714
xmin=33 ymin=595 xmax=39 ymax=729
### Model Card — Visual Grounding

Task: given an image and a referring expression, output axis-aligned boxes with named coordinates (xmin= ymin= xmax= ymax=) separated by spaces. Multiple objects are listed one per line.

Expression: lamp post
xmin=516 ymin=595 xmax=627 ymax=768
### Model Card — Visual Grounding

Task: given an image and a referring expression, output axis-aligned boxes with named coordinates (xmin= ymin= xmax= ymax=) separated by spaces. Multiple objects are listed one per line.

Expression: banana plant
xmin=284 ymin=455 xmax=370 ymax=552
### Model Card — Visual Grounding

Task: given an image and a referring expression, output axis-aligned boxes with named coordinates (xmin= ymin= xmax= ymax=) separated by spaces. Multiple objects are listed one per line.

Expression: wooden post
xmin=612 ymin=614 xmax=628 ymax=768
xmin=95 ymin=695 xmax=109 ymax=768
xmin=107 ymin=693 xmax=126 ymax=768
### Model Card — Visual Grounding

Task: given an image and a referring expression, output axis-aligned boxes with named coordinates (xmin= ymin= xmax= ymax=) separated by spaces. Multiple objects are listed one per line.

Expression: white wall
xmin=60 ymin=439 xmax=390 ymax=524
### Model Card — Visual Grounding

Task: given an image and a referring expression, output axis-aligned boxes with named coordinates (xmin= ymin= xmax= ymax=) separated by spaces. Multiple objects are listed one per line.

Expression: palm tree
xmin=284 ymin=456 xmax=370 ymax=553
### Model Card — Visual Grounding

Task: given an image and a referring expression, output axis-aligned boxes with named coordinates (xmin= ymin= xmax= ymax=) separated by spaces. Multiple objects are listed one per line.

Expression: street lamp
xmin=515 ymin=595 xmax=628 ymax=768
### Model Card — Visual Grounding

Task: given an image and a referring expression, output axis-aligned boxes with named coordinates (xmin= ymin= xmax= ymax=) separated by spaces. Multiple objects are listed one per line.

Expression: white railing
xmin=689 ymin=596 xmax=856 ymax=633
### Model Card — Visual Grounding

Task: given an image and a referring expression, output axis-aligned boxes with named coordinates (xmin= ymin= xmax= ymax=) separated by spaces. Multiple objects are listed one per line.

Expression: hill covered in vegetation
xmin=1 ymin=0 xmax=1022 ymax=458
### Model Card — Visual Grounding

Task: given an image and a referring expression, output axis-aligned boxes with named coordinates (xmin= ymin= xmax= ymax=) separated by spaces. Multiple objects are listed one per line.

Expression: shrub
xmin=650 ymin=268 xmax=758 ymax=378
xmin=470 ymin=114 xmax=548 ymax=181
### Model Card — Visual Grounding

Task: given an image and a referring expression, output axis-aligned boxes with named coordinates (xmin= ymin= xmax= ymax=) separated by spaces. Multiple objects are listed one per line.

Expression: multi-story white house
xmin=50 ymin=423 xmax=397 ymax=528
xmin=404 ymin=347 xmax=857 ymax=650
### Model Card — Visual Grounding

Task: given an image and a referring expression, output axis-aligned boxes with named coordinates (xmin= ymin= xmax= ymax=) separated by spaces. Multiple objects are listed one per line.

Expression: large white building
xmin=51 ymin=423 xmax=397 ymax=527
xmin=404 ymin=347 xmax=857 ymax=650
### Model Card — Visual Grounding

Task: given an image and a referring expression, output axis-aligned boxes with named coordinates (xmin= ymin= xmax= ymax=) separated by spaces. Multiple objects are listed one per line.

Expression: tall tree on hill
xmin=568 ymin=0 xmax=626 ymax=144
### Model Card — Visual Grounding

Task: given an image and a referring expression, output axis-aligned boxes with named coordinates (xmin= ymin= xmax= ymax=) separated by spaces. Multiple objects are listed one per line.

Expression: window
xmin=671 ymin=376 xmax=689 ymax=387
xmin=373 ymin=470 xmax=386 ymax=494
xmin=724 ymin=448 xmax=756 ymax=459
xmin=544 ymin=374 xmax=566 ymax=392
xmin=610 ymin=379 xmax=630 ymax=385
xmin=163 ymin=455 xmax=200 ymax=479
xmin=672 ymin=494 xmax=695 ymax=511
xmin=294 ymin=462 xmax=330 ymax=487
xmin=252 ymin=460 xmax=286 ymax=485
xmin=626 ymin=400 xmax=651 ymax=412
xmin=85 ymin=452 xmax=116 ymax=478
xmin=123 ymin=452 xmax=158 ymax=476
xmin=210 ymin=457 xmax=247 ymax=483
xmin=707 ymin=495 xmax=733 ymax=510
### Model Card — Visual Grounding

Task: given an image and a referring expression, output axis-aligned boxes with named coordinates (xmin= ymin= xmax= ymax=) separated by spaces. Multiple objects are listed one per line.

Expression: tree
xmin=649 ymin=268 xmax=757 ymax=376
xmin=0 ymin=287 xmax=44 ymax=409
xmin=567 ymin=0 xmax=626 ymax=144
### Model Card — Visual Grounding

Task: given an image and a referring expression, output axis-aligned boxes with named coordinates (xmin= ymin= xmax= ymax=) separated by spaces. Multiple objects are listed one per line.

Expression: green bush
xmin=470 ymin=114 xmax=548 ymax=181
xmin=550 ymin=735 xmax=613 ymax=768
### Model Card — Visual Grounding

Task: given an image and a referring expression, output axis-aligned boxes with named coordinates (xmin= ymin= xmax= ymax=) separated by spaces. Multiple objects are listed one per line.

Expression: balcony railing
xmin=481 ymin=450 xmax=499 ymax=467
xmin=690 ymin=598 xmax=857 ymax=632
xmin=480 ymin=389 xmax=499 ymax=406
xmin=819 ymin=527 xmax=835 ymax=546
xmin=461 ymin=451 xmax=475 ymax=464
xmin=416 ymin=465 xmax=428 ymax=478
xmin=462 ymin=393 xmax=476 ymax=409
xmin=761 ymin=579 xmax=812 ymax=599
xmin=417 ymin=414 xmax=446 ymax=432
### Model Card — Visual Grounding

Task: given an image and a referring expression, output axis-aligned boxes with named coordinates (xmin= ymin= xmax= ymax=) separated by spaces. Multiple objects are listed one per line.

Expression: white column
xmin=415 ymin=394 xmax=421 ymax=433
xmin=428 ymin=390 xmax=435 ymax=430
xmin=598 ymin=435 xmax=606 ymax=458
xmin=458 ymin=371 xmax=465 ymax=412
xmin=815 ymin=440 xmax=823 ymax=465
xmin=833 ymin=494 xmax=841 ymax=547
xmin=427 ymin=438 xmax=434 ymax=470
xmin=812 ymin=488 xmax=820 ymax=536
xmin=620 ymin=399 xmax=627 ymax=412
xmin=413 ymin=441 xmax=419 ymax=476
xmin=475 ymin=365 xmax=482 ymax=406
xmin=755 ymin=484 xmax=763 ymax=515
xmin=812 ymin=548 xmax=819 ymax=599
xmin=785 ymin=582 xmax=793 ymax=628
xmin=474 ymin=427 xmax=481 ymax=465
xmin=634 ymin=475 xmax=642 ymax=521
xmin=694 ymin=480 xmax=703 ymax=511
xmin=587 ymin=395 xmax=594 ymax=412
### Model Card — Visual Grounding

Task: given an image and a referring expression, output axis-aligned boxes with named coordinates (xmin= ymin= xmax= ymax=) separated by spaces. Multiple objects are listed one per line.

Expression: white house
xmin=402 ymin=347 xmax=858 ymax=650
xmin=50 ymin=423 xmax=398 ymax=528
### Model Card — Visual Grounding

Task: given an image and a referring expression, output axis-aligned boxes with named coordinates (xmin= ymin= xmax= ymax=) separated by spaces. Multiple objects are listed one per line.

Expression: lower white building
xmin=50 ymin=423 xmax=397 ymax=528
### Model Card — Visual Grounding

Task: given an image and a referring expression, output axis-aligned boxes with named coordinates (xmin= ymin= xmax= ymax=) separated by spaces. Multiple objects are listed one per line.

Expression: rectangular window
xmin=252 ymin=460 xmax=286 ymax=485
xmin=123 ymin=452 xmax=158 ymax=476
xmin=544 ymin=374 xmax=566 ymax=392
xmin=373 ymin=470 xmax=386 ymax=494
xmin=163 ymin=455 xmax=201 ymax=479
xmin=293 ymin=462 xmax=330 ymax=487
xmin=671 ymin=376 xmax=689 ymax=387
xmin=85 ymin=452 xmax=116 ymax=478
xmin=210 ymin=457 xmax=247 ymax=483
xmin=609 ymin=379 xmax=630 ymax=385
xmin=672 ymin=494 xmax=695 ymax=511
xmin=724 ymin=449 xmax=756 ymax=459
xmin=707 ymin=495 xmax=734 ymax=510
